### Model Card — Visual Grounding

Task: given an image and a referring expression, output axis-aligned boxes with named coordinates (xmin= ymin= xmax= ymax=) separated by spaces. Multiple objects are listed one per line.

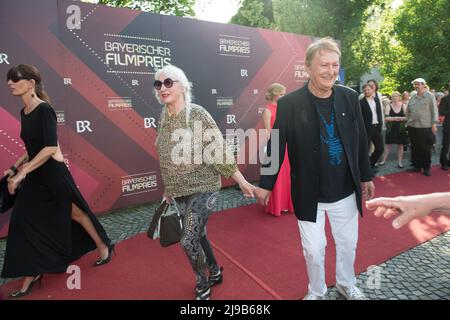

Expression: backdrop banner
xmin=0 ymin=0 xmax=314 ymax=237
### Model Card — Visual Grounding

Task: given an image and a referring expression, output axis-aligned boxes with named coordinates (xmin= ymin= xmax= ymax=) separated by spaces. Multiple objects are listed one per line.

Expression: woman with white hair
xmin=153 ymin=65 xmax=255 ymax=300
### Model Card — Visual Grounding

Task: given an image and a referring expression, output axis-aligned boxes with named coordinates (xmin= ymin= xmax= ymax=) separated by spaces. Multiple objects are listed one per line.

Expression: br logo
xmin=0 ymin=53 xmax=10 ymax=64
xmin=76 ymin=121 xmax=92 ymax=133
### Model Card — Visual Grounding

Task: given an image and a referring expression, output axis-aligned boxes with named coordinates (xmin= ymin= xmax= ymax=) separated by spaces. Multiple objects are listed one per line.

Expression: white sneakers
xmin=302 ymin=292 xmax=327 ymax=300
xmin=303 ymin=284 xmax=369 ymax=300
xmin=335 ymin=283 xmax=369 ymax=300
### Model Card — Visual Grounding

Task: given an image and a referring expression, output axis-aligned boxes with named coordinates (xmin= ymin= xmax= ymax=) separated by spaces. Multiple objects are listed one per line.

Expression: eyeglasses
xmin=7 ymin=74 xmax=26 ymax=83
xmin=153 ymin=78 xmax=179 ymax=90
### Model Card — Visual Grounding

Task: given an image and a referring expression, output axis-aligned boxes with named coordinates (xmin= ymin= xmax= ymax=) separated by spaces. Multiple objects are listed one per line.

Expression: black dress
xmin=385 ymin=104 xmax=408 ymax=145
xmin=1 ymin=102 xmax=111 ymax=278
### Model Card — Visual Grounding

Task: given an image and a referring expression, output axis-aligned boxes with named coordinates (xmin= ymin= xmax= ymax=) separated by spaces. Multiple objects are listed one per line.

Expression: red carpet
xmin=1 ymin=166 xmax=449 ymax=299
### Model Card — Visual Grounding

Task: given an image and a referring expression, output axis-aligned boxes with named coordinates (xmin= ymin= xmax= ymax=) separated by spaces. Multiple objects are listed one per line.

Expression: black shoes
xmin=8 ymin=275 xmax=43 ymax=299
xmin=441 ymin=164 xmax=449 ymax=171
xmin=94 ymin=243 xmax=116 ymax=266
xmin=209 ymin=267 xmax=224 ymax=287
xmin=195 ymin=286 xmax=211 ymax=300
xmin=423 ymin=169 xmax=431 ymax=176
xmin=194 ymin=267 xmax=224 ymax=300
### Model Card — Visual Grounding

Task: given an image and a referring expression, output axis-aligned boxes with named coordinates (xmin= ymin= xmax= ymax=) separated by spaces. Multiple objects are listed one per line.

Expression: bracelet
xmin=10 ymin=165 xmax=18 ymax=175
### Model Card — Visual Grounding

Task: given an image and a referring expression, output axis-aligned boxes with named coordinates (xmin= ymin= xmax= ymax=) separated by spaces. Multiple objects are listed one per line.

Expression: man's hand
xmin=432 ymin=124 xmax=438 ymax=135
xmin=254 ymin=187 xmax=271 ymax=206
xmin=362 ymin=181 xmax=375 ymax=200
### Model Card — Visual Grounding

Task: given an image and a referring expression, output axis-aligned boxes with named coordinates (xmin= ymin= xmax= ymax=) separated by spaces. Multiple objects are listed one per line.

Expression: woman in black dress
xmin=378 ymin=91 xmax=408 ymax=168
xmin=2 ymin=64 xmax=114 ymax=298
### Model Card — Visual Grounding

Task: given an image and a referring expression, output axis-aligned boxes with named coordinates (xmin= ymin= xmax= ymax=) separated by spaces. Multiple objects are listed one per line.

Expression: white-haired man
xmin=255 ymin=38 xmax=374 ymax=300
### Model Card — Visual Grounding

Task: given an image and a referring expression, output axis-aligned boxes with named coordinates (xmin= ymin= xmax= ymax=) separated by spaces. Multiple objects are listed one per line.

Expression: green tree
xmin=271 ymin=0 xmax=389 ymax=84
xmin=93 ymin=0 xmax=195 ymax=16
xmin=393 ymin=0 xmax=450 ymax=91
xmin=230 ymin=0 xmax=276 ymax=29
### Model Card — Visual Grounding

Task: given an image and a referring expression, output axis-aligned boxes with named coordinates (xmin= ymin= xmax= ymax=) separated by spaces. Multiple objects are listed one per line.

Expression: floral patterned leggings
xmin=175 ymin=191 xmax=220 ymax=290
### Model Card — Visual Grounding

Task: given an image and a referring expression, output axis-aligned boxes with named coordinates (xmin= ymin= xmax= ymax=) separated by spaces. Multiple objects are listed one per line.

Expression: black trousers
xmin=440 ymin=127 xmax=450 ymax=166
xmin=408 ymin=127 xmax=434 ymax=170
xmin=369 ymin=124 xmax=384 ymax=167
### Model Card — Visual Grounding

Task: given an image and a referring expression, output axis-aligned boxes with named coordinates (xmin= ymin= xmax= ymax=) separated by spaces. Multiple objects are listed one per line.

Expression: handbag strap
xmin=147 ymin=201 xmax=169 ymax=237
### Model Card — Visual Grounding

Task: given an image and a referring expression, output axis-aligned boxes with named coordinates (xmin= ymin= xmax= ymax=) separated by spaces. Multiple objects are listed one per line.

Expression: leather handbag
xmin=0 ymin=176 xmax=16 ymax=213
xmin=159 ymin=206 xmax=182 ymax=247
xmin=147 ymin=200 xmax=183 ymax=247
xmin=147 ymin=201 xmax=169 ymax=239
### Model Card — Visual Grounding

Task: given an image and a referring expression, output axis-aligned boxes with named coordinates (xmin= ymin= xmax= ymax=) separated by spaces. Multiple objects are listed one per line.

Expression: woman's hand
xmin=7 ymin=171 xmax=26 ymax=195
xmin=162 ymin=191 xmax=173 ymax=204
xmin=3 ymin=169 xmax=14 ymax=177
xmin=238 ymin=180 xmax=256 ymax=198
xmin=231 ymin=171 xmax=255 ymax=198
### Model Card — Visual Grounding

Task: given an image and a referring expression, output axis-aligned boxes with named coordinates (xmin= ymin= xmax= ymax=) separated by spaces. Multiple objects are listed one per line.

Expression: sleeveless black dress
xmin=1 ymin=103 xmax=111 ymax=278
xmin=385 ymin=104 xmax=408 ymax=145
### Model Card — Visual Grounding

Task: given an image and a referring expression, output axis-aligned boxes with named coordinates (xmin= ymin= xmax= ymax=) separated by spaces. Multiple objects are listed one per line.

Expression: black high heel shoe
xmin=94 ymin=243 xmax=116 ymax=266
xmin=8 ymin=275 xmax=43 ymax=299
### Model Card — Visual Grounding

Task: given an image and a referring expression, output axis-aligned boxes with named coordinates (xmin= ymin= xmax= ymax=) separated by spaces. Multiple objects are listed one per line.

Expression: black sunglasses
xmin=7 ymin=73 xmax=26 ymax=83
xmin=153 ymin=78 xmax=179 ymax=90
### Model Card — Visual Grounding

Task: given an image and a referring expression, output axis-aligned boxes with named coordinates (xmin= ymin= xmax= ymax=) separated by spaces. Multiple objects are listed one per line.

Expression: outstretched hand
xmin=366 ymin=195 xmax=432 ymax=229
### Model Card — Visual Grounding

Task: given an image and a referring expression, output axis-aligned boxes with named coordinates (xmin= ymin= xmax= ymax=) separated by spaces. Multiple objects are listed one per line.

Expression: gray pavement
xmin=0 ymin=141 xmax=449 ymax=300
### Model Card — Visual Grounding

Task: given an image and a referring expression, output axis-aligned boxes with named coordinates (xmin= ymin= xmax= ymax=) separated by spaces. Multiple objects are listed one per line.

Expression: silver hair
xmin=154 ymin=65 xmax=192 ymax=106
xmin=154 ymin=65 xmax=193 ymax=145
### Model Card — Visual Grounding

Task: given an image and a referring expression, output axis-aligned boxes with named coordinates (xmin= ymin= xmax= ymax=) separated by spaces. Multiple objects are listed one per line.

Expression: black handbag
xmin=147 ymin=200 xmax=183 ymax=247
xmin=0 ymin=175 xmax=16 ymax=213
xmin=147 ymin=201 xmax=169 ymax=239
xmin=159 ymin=209 xmax=182 ymax=247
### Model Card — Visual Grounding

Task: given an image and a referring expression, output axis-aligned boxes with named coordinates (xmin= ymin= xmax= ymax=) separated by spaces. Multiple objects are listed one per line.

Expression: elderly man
xmin=406 ymin=78 xmax=438 ymax=176
xmin=255 ymin=38 xmax=374 ymax=300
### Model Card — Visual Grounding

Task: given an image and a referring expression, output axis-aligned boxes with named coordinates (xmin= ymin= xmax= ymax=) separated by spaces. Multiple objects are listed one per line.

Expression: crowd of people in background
xmin=359 ymin=78 xmax=450 ymax=176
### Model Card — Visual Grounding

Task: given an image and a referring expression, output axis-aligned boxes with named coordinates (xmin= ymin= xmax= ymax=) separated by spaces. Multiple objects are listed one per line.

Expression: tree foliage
xmin=392 ymin=0 xmax=449 ymax=91
xmin=230 ymin=0 xmax=276 ymax=29
xmin=96 ymin=0 xmax=195 ymax=17
xmin=271 ymin=0 xmax=389 ymax=84
xmin=231 ymin=0 xmax=388 ymax=84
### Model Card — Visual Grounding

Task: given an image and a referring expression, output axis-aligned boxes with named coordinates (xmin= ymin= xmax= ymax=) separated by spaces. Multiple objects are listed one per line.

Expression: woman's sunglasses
xmin=153 ymin=78 xmax=179 ymax=90
xmin=7 ymin=73 xmax=26 ymax=83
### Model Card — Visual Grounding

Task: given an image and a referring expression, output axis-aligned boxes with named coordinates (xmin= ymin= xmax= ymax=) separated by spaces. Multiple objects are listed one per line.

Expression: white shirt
xmin=366 ymin=97 xmax=379 ymax=124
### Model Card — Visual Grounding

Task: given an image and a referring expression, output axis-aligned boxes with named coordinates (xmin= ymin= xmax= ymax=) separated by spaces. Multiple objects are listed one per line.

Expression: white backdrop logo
xmin=294 ymin=61 xmax=309 ymax=82
xmin=76 ymin=121 xmax=93 ymax=133
xmin=0 ymin=53 xmax=10 ymax=64
xmin=144 ymin=117 xmax=156 ymax=128
xmin=107 ymin=97 xmax=133 ymax=110
xmin=104 ymin=40 xmax=171 ymax=71
xmin=121 ymin=172 xmax=158 ymax=196
xmin=219 ymin=35 xmax=251 ymax=58
xmin=217 ymin=97 xmax=233 ymax=109
xmin=56 ymin=111 xmax=66 ymax=125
